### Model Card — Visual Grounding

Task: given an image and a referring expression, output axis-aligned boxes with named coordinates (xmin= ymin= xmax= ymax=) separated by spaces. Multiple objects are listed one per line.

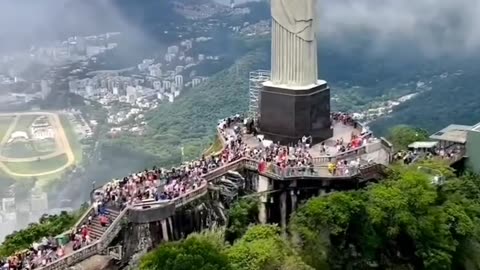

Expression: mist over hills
xmin=1 ymin=0 xmax=480 ymax=201
xmin=0 ymin=0 xmax=182 ymax=53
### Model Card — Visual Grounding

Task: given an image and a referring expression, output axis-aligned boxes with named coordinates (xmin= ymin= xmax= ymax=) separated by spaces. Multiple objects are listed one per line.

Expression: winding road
xmin=0 ymin=112 xmax=75 ymax=177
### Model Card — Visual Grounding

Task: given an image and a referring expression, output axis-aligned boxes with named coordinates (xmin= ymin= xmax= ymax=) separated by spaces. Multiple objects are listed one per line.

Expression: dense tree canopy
xmin=228 ymin=225 xmax=312 ymax=270
xmin=140 ymin=226 xmax=310 ymax=270
xmin=140 ymin=231 xmax=231 ymax=270
xmin=134 ymin=159 xmax=480 ymax=270
xmin=387 ymin=125 xmax=429 ymax=151
xmin=290 ymin=163 xmax=480 ymax=270
xmin=225 ymin=198 xmax=259 ymax=243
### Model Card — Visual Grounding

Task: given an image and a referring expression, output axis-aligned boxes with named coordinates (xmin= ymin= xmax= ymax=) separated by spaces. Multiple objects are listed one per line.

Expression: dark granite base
xmin=258 ymin=82 xmax=333 ymax=145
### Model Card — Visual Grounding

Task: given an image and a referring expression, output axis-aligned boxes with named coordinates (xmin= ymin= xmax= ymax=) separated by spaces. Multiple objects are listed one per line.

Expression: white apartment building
xmin=163 ymin=81 xmax=172 ymax=91
xmin=31 ymin=127 xmax=55 ymax=140
xmin=165 ymin=53 xmax=175 ymax=62
xmin=167 ymin=45 xmax=179 ymax=54
xmin=175 ymin=75 xmax=184 ymax=90
xmin=153 ymin=81 xmax=162 ymax=91
xmin=192 ymin=77 xmax=202 ymax=88
xmin=175 ymin=66 xmax=184 ymax=74
xmin=126 ymin=86 xmax=137 ymax=104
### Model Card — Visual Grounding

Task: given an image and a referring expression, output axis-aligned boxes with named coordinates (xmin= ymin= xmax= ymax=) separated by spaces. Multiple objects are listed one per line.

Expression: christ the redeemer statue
xmin=271 ymin=0 xmax=318 ymax=87
xmin=259 ymin=0 xmax=331 ymax=145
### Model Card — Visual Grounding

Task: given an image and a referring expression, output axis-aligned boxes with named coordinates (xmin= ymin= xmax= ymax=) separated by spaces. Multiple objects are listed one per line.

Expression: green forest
xmin=140 ymin=161 xmax=480 ymax=270
xmin=370 ymin=64 xmax=480 ymax=135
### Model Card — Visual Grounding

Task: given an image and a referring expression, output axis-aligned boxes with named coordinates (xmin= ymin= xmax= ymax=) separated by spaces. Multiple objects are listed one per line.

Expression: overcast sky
xmin=1 ymin=0 xmax=479 ymax=56
xmin=219 ymin=0 xmax=480 ymax=56
xmin=318 ymin=0 xmax=480 ymax=56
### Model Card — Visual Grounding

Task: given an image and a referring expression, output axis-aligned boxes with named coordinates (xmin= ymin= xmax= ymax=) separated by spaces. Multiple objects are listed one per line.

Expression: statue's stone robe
xmin=270 ymin=0 xmax=318 ymax=87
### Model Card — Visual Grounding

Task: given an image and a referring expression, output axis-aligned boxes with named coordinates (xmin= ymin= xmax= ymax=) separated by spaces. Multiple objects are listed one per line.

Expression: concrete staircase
xmin=88 ymin=208 xmax=121 ymax=241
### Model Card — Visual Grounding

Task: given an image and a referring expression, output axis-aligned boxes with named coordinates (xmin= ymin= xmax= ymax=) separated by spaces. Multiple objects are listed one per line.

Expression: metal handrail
xmin=96 ymin=206 xmax=129 ymax=251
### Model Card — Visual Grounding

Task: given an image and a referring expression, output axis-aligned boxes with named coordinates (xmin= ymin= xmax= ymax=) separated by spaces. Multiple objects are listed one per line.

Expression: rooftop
xmin=471 ymin=122 xmax=480 ymax=132
xmin=430 ymin=124 xmax=472 ymax=144
xmin=408 ymin=141 xmax=438 ymax=149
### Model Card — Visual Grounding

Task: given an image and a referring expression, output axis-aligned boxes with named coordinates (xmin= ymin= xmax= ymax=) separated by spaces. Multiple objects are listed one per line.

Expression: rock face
xmin=116 ymin=194 xmax=229 ymax=267
xmin=68 ymin=255 xmax=116 ymax=270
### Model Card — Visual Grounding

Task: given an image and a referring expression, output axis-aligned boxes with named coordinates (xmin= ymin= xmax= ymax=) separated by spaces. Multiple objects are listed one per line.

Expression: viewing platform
xmin=28 ymin=113 xmax=393 ymax=270
xmin=220 ymin=116 xmax=393 ymax=179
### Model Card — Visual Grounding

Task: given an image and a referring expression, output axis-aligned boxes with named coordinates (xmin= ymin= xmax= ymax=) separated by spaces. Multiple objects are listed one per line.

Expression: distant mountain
xmin=369 ymin=58 xmax=480 ymax=135
xmin=317 ymin=39 xmax=480 ymax=135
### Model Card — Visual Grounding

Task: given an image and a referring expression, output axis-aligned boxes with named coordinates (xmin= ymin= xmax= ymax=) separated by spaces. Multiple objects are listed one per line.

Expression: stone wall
xmin=118 ymin=193 xmax=226 ymax=266
xmin=128 ymin=203 xmax=176 ymax=224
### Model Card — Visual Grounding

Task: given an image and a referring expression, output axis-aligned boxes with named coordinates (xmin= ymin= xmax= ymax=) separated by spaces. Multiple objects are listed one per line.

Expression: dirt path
xmin=0 ymin=112 xmax=75 ymax=177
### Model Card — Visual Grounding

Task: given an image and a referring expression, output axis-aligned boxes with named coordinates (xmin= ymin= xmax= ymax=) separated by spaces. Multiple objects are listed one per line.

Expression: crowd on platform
xmin=2 ymin=113 xmax=371 ymax=269
xmin=218 ymin=113 xmax=366 ymax=177
xmin=1 ymin=237 xmax=66 ymax=270
xmin=395 ymin=144 xmax=464 ymax=165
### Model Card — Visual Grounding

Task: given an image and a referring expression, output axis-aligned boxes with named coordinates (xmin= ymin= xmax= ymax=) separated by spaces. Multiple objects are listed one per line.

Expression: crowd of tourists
xmin=218 ymin=113 xmax=366 ymax=177
xmin=396 ymin=144 xmax=464 ymax=165
xmin=2 ymin=113 xmax=371 ymax=269
xmin=1 ymin=237 xmax=66 ymax=270
xmin=93 ymin=165 xmax=210 ymax=212
xmin=1 ymin=206 xmax=117 ymax=270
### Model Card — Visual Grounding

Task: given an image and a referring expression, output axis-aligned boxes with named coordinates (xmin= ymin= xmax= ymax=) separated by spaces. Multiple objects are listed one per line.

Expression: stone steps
xmin=87 ymin=208 xmax=120 ymax=241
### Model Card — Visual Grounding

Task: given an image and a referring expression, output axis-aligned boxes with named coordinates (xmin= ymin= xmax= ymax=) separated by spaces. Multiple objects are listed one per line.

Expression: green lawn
xmin=3 ymin=154 xmax=68 ymax=175
xmin=0 ymin=116 xmax=14 ymax=141
xmin=14 ymin=115 xmax=37 ymax=132
xmin=59 ymin=114 xmax=83 ymax=164
xmin=32 ymin=139 xmax=57 ymax=153
xmin=1 ymin=141 xmax=44 ymax=158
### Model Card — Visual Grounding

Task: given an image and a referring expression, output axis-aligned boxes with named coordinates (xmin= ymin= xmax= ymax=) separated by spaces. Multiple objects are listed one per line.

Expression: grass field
xmin=1 ymin=141 xmax=46 ymax=158
xmin=0 ymin=116 xmax=14 ymax=141
xmin=14 ymin=115 xmax=37 ymax=132
xmin=33 ymin=139 xmax=57 ymax=153
xmin=3 ymin=154 xmax=69 ymax=175
xmin=59 ymin=114 xmax=83 ymax=164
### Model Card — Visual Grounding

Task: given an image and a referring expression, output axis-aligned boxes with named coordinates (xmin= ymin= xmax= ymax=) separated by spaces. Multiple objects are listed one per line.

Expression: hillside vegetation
xmin=140 ymin=162 xmax=480 ymax=270
xmin=109 ymin=45 xmax=269 ymax=168
xmin=370 ymin=61 xmax=480 ymax=134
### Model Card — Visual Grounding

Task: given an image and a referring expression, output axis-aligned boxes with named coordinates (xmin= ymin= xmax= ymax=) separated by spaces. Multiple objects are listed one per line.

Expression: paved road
xmin=0 ymin=111 xmax=75 ymax=177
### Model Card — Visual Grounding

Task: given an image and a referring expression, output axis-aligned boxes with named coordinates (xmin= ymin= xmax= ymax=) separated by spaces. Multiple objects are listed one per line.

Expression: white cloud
xmin=317 ymin=0 xmax=480 ymax=55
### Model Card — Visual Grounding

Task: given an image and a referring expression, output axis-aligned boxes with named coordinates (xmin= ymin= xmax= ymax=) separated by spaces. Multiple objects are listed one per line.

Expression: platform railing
xmin=39 ymin=240 xmax=100 ymax=270
xmin=203 ymin=158 xmax=247 ymax=182
xmin=39 ymin=181 xmax=212 ymax=270
xmin=38 ymin=118 xmax=383 ymax=269
xmin=266 ymin=164 xmax=360 ymax=179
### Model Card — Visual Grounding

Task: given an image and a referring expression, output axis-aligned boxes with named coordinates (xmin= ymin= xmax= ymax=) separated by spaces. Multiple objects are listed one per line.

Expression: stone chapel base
xmin=258 ymin=80 xmax=333 ymax=145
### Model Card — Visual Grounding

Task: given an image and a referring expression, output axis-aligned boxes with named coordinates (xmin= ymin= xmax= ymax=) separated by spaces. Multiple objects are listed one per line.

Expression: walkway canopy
xmin=430 ymin=124 xmax=471 ymax=148
xmin=408 ymin=141 xmax=438 ymax=153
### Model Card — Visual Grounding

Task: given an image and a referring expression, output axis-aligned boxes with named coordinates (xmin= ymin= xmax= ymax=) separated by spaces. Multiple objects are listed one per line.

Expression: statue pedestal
xmin=258 ymin=80 xmax=333 ymax=145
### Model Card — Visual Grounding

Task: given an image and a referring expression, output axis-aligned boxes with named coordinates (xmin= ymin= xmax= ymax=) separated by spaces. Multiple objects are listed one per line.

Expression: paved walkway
xmin=229 ymin=121 xmax=361 ymax=160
